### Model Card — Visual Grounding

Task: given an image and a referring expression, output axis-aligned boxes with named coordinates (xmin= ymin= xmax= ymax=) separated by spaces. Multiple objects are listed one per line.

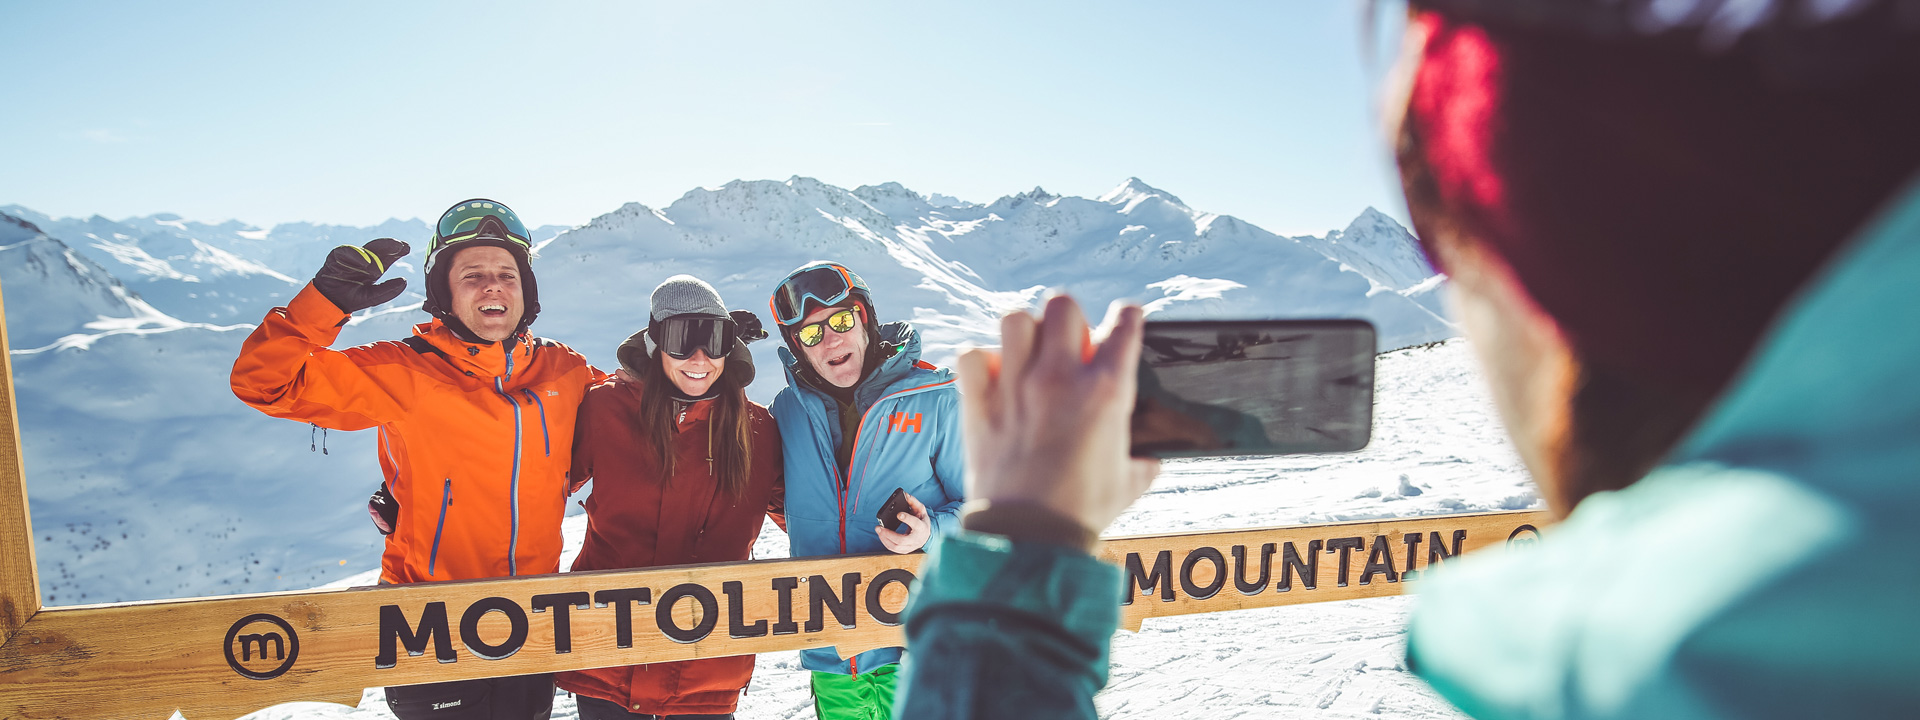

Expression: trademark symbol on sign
xmin=224 ymin=613 xmax=301 ymax=680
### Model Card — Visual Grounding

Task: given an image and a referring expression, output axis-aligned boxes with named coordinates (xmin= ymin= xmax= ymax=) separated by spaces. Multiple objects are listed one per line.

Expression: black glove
xmin=368 ymin=481 xmax=398 ymax=536
xmin=731 ymin=309 xmax=768 ymax=344
xmin=314 ymin=238 xmax=410 ymax=314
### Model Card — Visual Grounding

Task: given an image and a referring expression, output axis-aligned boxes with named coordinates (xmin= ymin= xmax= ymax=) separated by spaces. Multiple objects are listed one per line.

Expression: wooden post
xmin=0 ymin=279 xmax=41 ymax=646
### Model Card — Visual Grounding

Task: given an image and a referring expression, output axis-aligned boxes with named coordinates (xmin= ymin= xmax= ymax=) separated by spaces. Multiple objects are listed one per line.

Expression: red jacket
xmin=231 ymin=283 xmax=604 ymax=584
xmin=555 ymin=376 xmax=785 ymax=716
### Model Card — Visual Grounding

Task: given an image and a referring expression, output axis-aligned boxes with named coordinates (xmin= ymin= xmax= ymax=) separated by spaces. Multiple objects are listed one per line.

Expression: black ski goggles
xmin=770 ymin=265 xmax=859 ymax=326
xmin=649 ymin=315 xmax=738 ymax=361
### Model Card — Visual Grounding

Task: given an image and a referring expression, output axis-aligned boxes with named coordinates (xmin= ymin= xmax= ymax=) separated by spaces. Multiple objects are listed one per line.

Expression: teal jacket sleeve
xmin=923 ymin=390 xmax=967 ymax=537
xmin=894 ymin=532 xmax=1121 ymax=720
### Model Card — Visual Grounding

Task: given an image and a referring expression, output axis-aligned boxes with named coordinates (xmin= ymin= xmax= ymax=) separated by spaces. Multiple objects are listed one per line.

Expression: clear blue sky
xmin=3 ymin=1 xmax=1409 ymax=236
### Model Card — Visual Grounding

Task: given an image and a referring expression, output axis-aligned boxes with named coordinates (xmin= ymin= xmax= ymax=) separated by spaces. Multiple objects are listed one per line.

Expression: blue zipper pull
xmin=523 ymin=389 xmax=551 ymax=456
xmin=428 ymin=479 xmax=452 ymax=577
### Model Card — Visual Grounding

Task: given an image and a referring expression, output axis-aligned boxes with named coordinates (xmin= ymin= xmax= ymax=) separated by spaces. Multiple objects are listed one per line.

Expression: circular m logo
xmin=1506 ymin=524 xmax=1542 ymax=549
xmin=225 ymin=613 xmax=300 ymax=680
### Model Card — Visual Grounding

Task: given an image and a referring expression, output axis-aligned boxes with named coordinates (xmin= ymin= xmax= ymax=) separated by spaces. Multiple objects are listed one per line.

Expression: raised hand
xmin=314 ymin=237 xmax=411 ymax=314
xmin=955 ymin=295 xmax=1157 ymax=542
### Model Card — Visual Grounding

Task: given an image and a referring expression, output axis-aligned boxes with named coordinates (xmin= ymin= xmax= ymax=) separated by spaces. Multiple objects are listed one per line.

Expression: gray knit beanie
xmin=650 ymin=274 xmax=726 ymax=321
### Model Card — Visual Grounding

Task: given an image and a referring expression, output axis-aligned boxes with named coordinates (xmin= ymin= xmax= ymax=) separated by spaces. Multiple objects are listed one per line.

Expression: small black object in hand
xmin=876 ymin=487 xmax=914 ymax=534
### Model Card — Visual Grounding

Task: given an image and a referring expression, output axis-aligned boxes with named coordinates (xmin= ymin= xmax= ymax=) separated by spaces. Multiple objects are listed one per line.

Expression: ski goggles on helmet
xmin=649 ymin=315 xmax=738 ymax=360
xmin=430 ymin=199 xmax=532 ymax=263
xmin=770 ymin=264 xmax=861 ymax=327
xmin=793 ymin=306 xmax=861 ymax=347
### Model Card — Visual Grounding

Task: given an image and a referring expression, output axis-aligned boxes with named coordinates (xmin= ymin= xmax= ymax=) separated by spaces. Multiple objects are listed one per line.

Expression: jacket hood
xmin=1406 ymin=179 xmax=1920 ymax=717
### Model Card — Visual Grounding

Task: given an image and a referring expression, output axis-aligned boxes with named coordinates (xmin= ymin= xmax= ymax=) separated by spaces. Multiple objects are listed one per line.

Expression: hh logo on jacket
xmin=888 ymin=412 xmax=923 ymax=433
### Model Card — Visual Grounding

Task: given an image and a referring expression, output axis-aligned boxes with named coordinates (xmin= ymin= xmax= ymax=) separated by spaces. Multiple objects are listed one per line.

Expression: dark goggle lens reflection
xmin=656 ymin=317 xmax=737 ymax=360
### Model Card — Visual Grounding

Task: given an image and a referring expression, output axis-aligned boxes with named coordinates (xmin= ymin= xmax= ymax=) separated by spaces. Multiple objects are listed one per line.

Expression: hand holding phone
xmin=954 ymin=296 xmax=1157 ymax=540
xmin=876 ymin=487 xmax=915 ymax=534
xmin=875 ymin=488 xmax=932 ymax=553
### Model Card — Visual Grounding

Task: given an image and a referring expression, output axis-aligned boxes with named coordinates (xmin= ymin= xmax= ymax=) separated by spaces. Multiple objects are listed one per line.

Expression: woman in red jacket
xmin=558 ymin=276 xmax=785 ymax=720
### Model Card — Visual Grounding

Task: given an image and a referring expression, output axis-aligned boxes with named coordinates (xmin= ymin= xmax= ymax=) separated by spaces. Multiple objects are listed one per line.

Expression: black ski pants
xmin=385 ymin=673 xmax=556 ymax=720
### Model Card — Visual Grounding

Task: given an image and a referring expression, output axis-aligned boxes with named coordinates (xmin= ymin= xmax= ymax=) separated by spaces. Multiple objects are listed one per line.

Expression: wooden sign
xmin=0 ymin=510 xmax=1548 ymax=720
xmin=1101 ymin=510 xmax=1546 ymax=632
xmin=0 ymin=280 xmax=1553 ymax=719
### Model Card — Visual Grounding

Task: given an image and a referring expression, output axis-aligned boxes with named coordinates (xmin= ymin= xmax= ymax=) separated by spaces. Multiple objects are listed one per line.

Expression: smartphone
xmin=875 ymin=487 xmax=914 ymax=533
xmin=1130 ymin=319 xmax=1375 ymax=458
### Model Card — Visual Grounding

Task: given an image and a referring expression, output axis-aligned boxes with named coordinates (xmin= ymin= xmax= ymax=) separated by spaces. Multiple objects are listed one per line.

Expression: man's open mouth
xmin=479 ymin=304 xmax=508 ymax=318
xmin=826 ymin=352 xmax=854 ymax=367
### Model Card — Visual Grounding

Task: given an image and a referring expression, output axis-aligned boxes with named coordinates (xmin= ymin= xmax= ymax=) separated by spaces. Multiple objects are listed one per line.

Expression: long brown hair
xmin=635 ymin=350 xmax=755 ymax=497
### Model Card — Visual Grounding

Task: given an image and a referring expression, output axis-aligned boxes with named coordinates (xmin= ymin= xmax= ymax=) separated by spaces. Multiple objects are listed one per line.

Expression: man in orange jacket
xmin=231 ymin=199 xmax=604 ymax=720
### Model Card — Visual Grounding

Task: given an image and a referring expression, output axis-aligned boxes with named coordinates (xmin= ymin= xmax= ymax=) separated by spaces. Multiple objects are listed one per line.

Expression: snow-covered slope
xmin=0 ymin=207 xmax=303 ymax=324
xmin=3 ymin=178 xmax=1455 ymax=605
xmin=0 ymin=211 xmax=386 ymax=603
xmin=0 ymin=205 xmax=571 ymax=326
xmin=0 ymin=214 xmax=166 ymax=349
xmin=533 ymin=176 xmax=1454 ymax=400
xmin=1293 ymin=207 xmax=1448 ymax=320
xmin=912 ymin=178 xmax=1453 ymax=349
xmin=1294 ymin=207 xmax=1435 ymax=292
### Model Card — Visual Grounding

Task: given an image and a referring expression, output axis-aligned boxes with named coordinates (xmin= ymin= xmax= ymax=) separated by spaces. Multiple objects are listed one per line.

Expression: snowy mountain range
xmin=0 ymin=177 xmax=1448 ymax=605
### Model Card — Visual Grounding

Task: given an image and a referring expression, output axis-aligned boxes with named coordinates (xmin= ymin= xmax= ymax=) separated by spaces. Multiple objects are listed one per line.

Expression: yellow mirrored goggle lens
xmin=827 ymin=308 xmax=857 ymax=332
xmin=796 ymin=308 xmax=858 ymax=347
xmin=797 ymin=323 xmax=825 ymax=347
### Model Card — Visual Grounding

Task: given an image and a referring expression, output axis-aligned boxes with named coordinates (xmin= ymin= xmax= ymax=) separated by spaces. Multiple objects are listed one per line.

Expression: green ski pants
xmin=810 ymin=664 xmax=899 ymax=720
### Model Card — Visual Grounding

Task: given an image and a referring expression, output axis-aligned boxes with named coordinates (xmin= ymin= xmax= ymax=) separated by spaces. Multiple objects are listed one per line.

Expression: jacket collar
xmin=674 ymin=396 xmax=715 ymax=430
xmin=1670 ymin=177 xmax=1920 ymax=512
xmin=610 ymin=374 xmax=721 ymax=432
xmin=411 ymin=320 xmax=533 ymax=380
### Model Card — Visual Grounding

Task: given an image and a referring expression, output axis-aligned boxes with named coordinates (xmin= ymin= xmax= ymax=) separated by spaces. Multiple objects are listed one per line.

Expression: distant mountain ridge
xmin=0 ymin=177 xmax=1449 ymax=605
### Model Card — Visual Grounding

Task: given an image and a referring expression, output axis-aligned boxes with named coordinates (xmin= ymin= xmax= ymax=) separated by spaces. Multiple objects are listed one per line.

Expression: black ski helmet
xmin=422 ymin=199 xmax=541 ymax=342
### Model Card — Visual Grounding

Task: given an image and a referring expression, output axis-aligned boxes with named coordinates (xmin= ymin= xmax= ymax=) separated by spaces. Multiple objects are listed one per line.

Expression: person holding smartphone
xmin=890 ymin=2 xmax=1920 ymax=718
xmin=231 ymin=199 xmax=605 ymax=720
xmin=555 ymin=276 xmax=785 ymax=720
xmin=765 ymin=261 xmax=966 ymax=720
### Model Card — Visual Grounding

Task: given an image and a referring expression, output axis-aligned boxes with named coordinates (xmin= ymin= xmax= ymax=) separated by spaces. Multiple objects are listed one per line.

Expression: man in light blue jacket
xmin=767 ymin=261 xmax=965 ymax=720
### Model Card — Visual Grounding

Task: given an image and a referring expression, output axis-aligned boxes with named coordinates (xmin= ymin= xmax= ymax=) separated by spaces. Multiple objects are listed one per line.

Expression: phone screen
xmin=1130 ymin=319 xmax=1374 ymax=458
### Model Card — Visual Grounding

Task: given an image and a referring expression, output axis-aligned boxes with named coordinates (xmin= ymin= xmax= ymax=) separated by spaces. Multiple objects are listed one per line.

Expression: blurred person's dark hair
xmin=1396 ymin=0 xmax=1920 ymax=508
